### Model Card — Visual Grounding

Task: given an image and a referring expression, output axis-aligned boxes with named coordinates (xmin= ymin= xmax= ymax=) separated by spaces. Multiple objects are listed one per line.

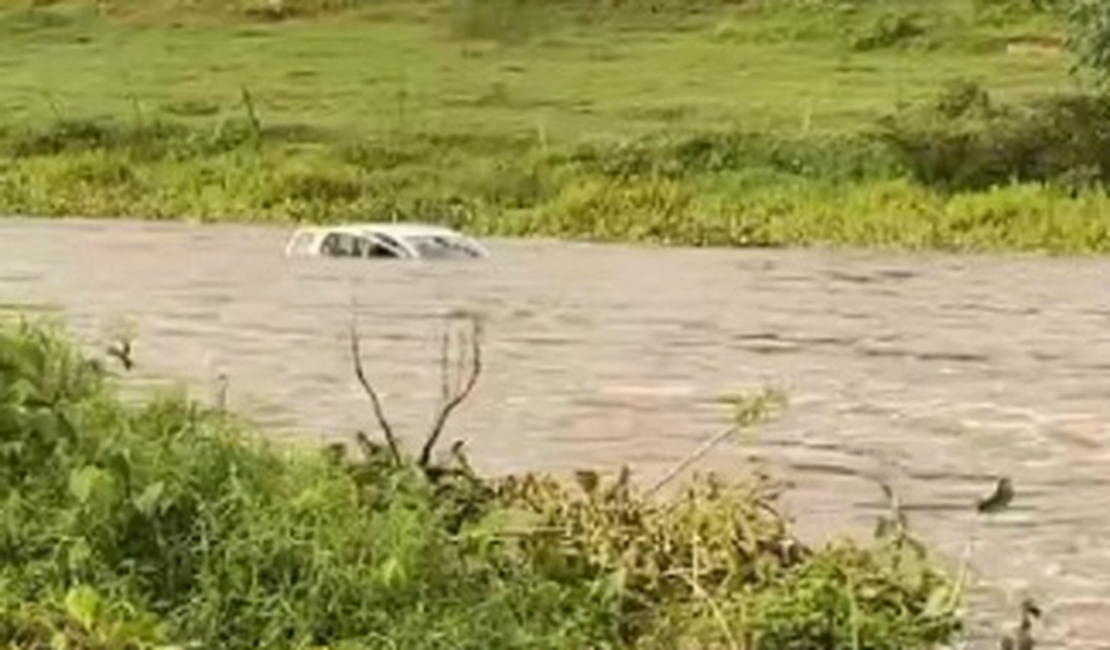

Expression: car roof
xmin=294 ymin=222 xmax=469 ymax=240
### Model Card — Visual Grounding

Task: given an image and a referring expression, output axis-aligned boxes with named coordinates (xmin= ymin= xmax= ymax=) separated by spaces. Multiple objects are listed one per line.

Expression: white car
xmin=284 ymin=222 xmax=490 ymax=260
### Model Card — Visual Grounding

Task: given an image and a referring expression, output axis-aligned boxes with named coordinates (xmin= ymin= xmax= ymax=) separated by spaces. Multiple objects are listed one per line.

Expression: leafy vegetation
xmin=1064 ymin=0 xmax=1110 ymax=86
xmin=0 ymin=0 xmax=1107 ymax=253
xmin=0 ymin=314 xmax=990 ymax=649
xmin=4 ymin=94 xmax=1110 ymax=252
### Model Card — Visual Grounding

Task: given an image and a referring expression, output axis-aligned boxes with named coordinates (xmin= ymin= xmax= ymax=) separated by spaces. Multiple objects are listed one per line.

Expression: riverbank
xmin=2 ymin=0 xmax=1108 ymax=253
xmin=2 ymin=313 xmax=1019 ymax=648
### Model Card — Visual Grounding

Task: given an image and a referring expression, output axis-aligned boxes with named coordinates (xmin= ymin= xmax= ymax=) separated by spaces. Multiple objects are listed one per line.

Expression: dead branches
xmin=349 ymin=315 xmax=402 ymax=465
xmin=347 ymin=311 xmax=484 ymax=472
xmin=420 ymin=317 xmax=483 ymax=467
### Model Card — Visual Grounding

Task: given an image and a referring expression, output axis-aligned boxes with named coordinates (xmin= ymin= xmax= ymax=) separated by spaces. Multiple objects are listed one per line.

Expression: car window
xmin=408 ymin=236 xmax=482 ymax=259
xmin=364 ymin=238 xmax=400 ymax=258
xmin=371 ymin=232 xmax=406 ymax=254
xmin=321 ymin=232 xmax=367 ymax=258
xmin=361 ymin=233 xmax=405 ymax=258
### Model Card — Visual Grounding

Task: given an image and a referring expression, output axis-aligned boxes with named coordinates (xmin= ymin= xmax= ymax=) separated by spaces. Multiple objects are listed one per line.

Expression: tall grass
xmin=0 ymin=315 xmax=976 ymax=648
xmin=2 ymin=81 xmax=1110 ymax=253
xmin=0 ymin=0 xmax=1101 ymax=253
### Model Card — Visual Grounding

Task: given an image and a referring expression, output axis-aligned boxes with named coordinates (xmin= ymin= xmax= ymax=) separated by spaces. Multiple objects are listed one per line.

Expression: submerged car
xmin=284 ymin=222 xmax=490 ymax=260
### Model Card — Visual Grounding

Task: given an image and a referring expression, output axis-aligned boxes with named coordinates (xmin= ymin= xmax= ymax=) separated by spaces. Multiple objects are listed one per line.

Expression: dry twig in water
xmin=420 ymin=316 xmax=483 ymax=467
xmin=645 ymin=389 xmax=786 ymax=498
xmin=348 ymin=315 xmax=402 ymax=465
xmin=347 ymin=310 xmax=484 ymax=471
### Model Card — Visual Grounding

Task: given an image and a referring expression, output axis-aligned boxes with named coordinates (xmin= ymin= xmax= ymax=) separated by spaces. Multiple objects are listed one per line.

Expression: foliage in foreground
xmin=0 ymin=317 xmax=964 ymax=649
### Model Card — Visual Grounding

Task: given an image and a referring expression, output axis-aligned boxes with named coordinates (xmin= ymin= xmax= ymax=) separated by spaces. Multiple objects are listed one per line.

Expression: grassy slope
xmin=0 ymin=1 xmax=1071 ymax=136
xmin=2 ymin=0 xmax=1108 ymax=253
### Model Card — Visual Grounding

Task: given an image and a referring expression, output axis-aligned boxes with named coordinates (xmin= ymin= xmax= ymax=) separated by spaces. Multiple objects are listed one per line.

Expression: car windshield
xmin=406 ymin=235 xmax=483 ymax=259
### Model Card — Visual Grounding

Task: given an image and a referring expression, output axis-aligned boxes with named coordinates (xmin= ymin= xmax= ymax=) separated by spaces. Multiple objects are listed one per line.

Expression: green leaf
xmin=50 ymin=630 xmax=67 ymax=650
xmin=0 ymin=441 xmax=25 ymax=460
xmin=591 ymin=567 xmax=627 ymax=602
xmin=68 ymin=465 xmax=121 ymax=511
xmin=103 ymin=448 xmax=134 ymax=492
xmin=69 ymin=466 xmax=106 ymax=504
xmin=28 ymin=409 xmax=59 ymax=441
xmin=64 ymin=584 xmax=102 ymax=631
xmin=55 ymin=410 xmax=77 ymax=444
xmin=468 ymin=506 xmax=543 ymax=539
xmin=66 ymin=538 xmax=93 ymax=570
xmin=378 ymin=556 xmax=405 ymax=588
xmin=922 ymin=584 xmax=954 ymax=618
xmin=133 ymin=481 xmax=166 ymax=517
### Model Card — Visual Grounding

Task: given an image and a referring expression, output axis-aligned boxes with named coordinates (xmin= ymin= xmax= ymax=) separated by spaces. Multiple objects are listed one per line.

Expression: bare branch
xmin=449 ymin=439 xmax=482 ymax=483
xmin=354 ymin=430 xmax=380 ymax=459
xmin=439 ymin=324 xmax=451 ymax=405
xmin=214 ymin=372 xmax=229 ymax=414
xmin=644 ymin=425 xmax=737 ymax=499
xmin=419 ymin=316 xmax=483 ymax=468
xmin=645 ymin=389 xmax=786 ymax=498
xmin=453 ymin=328 xmax=467 ymax=395
xmin=349 ymin=316 xmax=402 ymax=465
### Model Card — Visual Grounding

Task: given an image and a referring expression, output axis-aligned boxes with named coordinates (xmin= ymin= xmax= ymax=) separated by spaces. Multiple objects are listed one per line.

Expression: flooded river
xmin=2 ymin=216 xmax=1109 ymax=648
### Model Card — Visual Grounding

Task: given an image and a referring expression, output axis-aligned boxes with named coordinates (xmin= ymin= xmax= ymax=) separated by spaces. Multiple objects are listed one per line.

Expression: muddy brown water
xmin=2 ymin=216 xmax=1110 ymax=648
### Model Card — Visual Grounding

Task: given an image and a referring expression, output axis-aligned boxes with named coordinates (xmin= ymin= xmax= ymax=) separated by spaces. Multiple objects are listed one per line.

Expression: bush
xmin=444 ymin=0 xmax=751 ymax=43
xmin=561 ymin=130 xmax=897 ymax=184
xmin=849 ymin=10 xmax=931 ymax=52
xmin=447 ymin=0 xmax=559 ymax=43
xmin=0 ymin=117 xmax=261 ymax=162
xmin=1064 ymin=0 xmax=1110 ymax=88
xmin=875 ymin=81 xmax=1110 ymax=192
xmin=0 ymin=316 xmax=966 ymax=649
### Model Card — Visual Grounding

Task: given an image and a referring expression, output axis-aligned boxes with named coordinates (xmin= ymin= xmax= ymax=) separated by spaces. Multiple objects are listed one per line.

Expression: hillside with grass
xmin=1 ymin=0 xmax=1109 ymax=251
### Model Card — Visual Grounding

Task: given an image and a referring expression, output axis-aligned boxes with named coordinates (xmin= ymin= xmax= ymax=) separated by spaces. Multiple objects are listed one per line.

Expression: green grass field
xmin=1 ymin=0 xmax=1108 ymax=253
xmin=0 ymin=0 xmax=1073 ymax=137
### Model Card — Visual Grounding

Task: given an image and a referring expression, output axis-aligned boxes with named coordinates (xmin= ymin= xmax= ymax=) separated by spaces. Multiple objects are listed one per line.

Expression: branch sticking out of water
xmin=347 ymin=310 xmax=484 ymax=471
xmin=644 ymin=388 xmax=787 ymax=498
xmin=348 ymin=315 xmax=402 ymax=466
xmin=976 ymin=476 xmax=1014 ymax=515
xmin=102 ymin=316 xmax=138 ymax=373
xmin=420 ymin=315 xmax=483 ymax=468
xmin=214 ymin=372 xmax=229 ymax=414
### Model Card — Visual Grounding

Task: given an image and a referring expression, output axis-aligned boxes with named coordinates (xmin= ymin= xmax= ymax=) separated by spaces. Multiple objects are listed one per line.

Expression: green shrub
xmin=562 ymin=131 xmax=897 ymax=184
xmin=1064 ymin=0 xmax=1110 ymax=88
xmin=447 ymin=0 xmax=559 ymax=43
xmin=0 ymin=118 xmax=260 ymax=162
xmin=5 ymin=104 xmax=1110 ymax=253
xmin=0 ymin=316 xmax=966 ymax=649
xmin=875 ymin=82 xmax=1110 ymax=192
xmin=849 ymin=10 xmax=932 ymax=52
